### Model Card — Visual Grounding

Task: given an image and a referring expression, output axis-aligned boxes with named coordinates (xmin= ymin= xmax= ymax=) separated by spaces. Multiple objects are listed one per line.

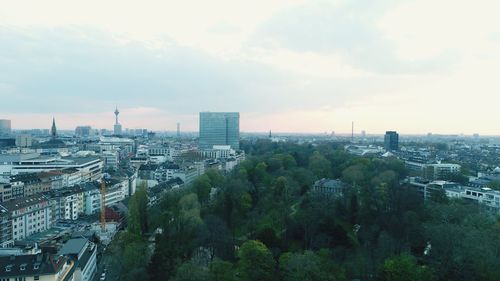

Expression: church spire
xmin=51 ymin=117 xmax=57 ymax=138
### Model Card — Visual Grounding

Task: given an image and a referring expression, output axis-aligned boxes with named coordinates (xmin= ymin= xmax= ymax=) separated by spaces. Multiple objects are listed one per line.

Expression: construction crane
xmin=100 ymin=180 xmax=106 ymax=232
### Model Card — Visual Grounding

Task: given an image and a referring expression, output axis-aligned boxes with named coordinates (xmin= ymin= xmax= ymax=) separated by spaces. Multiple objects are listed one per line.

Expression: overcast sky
xmin=1 ymin=0 xmax=499 ymax=134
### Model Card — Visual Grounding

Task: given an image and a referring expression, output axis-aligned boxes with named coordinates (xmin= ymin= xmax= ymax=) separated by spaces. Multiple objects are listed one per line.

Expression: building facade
xmin=0 ymin=119 xmax=11 ymax=136
xmin=199 ymin=112 xmax=240 ymax=150
xmin=384 ymin=131 xmax=399 ymax=151
xmin=1 ymin=194 xmax=52 ymax=241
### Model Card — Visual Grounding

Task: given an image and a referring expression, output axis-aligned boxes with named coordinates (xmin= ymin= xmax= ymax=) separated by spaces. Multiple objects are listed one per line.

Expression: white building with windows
xmin=49 ymin=187 xmax=84 ymax=221
xmin=0 ymin=153 xmax=103 ymax=182
xmin=83 ymin=183 xmax=101 ymax=215
xmin=102 ymin=150 xmax=120 ymax=170
xmin=0 ymin=194 xmax=52 ymax=241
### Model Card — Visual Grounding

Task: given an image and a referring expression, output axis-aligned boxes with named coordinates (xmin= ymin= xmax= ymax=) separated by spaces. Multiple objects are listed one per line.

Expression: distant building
xmin=311 ymin=179 xmax=347 ymax=197
xmin=0 ymin=119 xmax=11 ymax=136
xmin=99 ymin=137 xmax=135 ymax=155
xmin=15 ymin=134 xmax=33 ymax=148
xmin=199 ymin=112 xmax=240 ymax=150
xmin=75 ymin=126 xmax=92 ymax=137
xmin=201 ymin=145 xmax=236 ymax=159
xmin=102 ymin=150 xmax=120 ymax=170
xmin=425 ymin=163 xmax=461 ymax=180
xmin=384 ymin=131 xmax=399 ymax=151
xmin=0 ymin=154 xmax=104 ymax=182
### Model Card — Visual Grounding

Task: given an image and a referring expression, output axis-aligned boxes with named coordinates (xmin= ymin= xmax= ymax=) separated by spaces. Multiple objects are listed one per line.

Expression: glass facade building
xmin=384 ymin=131 xmax=399 ymax=151
xmin=199 ymin=112 xmax=240 ymax=150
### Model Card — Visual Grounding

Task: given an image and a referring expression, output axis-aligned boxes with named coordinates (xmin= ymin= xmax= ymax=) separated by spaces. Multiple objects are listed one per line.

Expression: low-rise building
xmin=0 ymin=253 xmax=73 ymax=281
xmin=0 ymin=206 xmax=13 ymax=248
xmin=58 ymin=238 xmax=97 ymax=281
xmin=311 ymin=179 xmax=347 ymax=197
xmin=0 ymin=153 xmax=104 ymax=182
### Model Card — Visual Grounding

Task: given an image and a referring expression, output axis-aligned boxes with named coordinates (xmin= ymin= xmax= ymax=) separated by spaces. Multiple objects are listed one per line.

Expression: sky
xmin=1 ymin=0 xmax=500 ymax=134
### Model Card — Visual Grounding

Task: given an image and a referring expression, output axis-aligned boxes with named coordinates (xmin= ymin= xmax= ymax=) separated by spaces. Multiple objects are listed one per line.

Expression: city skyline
xmin=1 ymin=0 xmax=500 ymax=134
xmin=1 ymin=112 xmax=499 ymax=136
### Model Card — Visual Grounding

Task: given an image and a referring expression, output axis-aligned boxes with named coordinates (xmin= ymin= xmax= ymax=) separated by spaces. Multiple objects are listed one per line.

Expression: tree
xmin=280 ymin=154 xmax=297 ymax=170
xmin=237 ymin=240 xmax=276 ymax=281
xmin=128 ymin=183 xmax=149 ymax=235
xmin=172 ymin=261 xmax=209 ymax=281
xmin=192 ymin=174 xmax=212 ymax=203
xmin=279 ymin=250 xmax=346 ymax=281
xmin=209 ymin=259 xmax=235 ymax=281
xmin=487 ymin=180 xmax=500 ymax=191
xmin=309 ymin=151 xmax=332 ymax=179
xmin=383 ymin=254 xmax=434 ymax=281
xmin=206 ymin=169 xmax=225 ymax=187
xmin=196 ymin=215 xmax=234 ymax=261
xmin=342 ymin=164 xmax=366 ymax=186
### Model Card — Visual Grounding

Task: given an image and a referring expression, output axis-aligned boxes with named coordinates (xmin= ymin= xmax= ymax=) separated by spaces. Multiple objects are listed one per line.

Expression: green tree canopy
xmin=237 ymin=240 xmax=276 ymax=281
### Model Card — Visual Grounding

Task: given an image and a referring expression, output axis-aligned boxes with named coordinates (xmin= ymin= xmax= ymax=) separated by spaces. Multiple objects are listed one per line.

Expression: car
xmin=100 ymin=277 xmax=105 ymax=281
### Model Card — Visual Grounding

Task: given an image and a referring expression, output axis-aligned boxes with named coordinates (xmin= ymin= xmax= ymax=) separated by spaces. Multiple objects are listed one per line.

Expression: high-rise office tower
xmin=199 ymin=112 xmax=240 ymax=150
xmin=0 ymin=119 xmax=12 ymax=136
xmin=114 ymin=107 xmax=122 ymax=136
xmin=384 ymin=131 xmax=399 ymax=151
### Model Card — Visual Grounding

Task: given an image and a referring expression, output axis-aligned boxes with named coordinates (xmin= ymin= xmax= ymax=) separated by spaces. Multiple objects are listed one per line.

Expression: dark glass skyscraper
xmin=384 ymin=131 xmax=399 ymax=151
xmin=199 ymin=112 xmax=240 ymax=150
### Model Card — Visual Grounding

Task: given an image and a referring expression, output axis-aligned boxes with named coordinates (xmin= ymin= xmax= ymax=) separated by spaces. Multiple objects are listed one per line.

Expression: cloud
xmin=0 ymin=26 xmax=402 ymax=117
xmin=0 ymin=26 xmax=289 ymax=114
xmin=250 ymin=0 xmax=457 ymax=74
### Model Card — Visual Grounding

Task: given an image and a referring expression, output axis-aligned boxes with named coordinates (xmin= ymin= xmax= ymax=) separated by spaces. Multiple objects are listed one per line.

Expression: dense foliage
xmin=113 ymin=140 xmax=500 ymax=281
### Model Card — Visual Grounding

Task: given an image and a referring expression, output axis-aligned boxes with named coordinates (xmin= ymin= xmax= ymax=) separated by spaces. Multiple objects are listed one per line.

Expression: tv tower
xmin=114 ymin=107 xmax=120 ymax=125
xmin=113 ymin=107 xmax=122 ymax=136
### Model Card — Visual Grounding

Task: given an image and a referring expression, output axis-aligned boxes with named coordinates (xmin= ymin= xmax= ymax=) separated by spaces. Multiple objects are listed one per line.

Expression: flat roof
xmin=58 ymin=238 xmax=88 ymax=256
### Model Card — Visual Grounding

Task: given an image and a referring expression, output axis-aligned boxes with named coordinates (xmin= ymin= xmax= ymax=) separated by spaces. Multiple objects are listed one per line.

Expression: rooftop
xmin=0 ymin=253 xmax=67 ymax=278
xmin=58 ymin=238 xmax=88 ymax=256
xmin=1 ymin=194 xmax=48 ymax=212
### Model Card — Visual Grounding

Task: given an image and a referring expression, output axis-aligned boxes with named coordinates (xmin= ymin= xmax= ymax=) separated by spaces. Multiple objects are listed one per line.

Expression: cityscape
xmin=1 ymin=1 xmax=500 ymax=281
